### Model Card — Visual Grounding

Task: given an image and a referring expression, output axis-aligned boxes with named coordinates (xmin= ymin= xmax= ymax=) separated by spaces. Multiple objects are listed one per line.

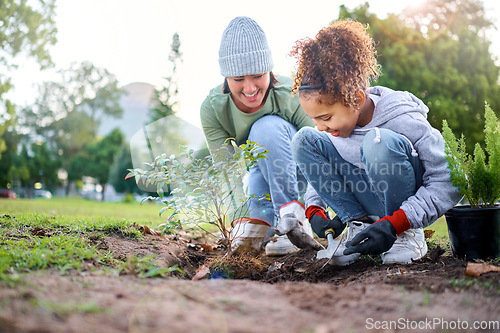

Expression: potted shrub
xmin=442 ymin=102 xmax=500 ymax=260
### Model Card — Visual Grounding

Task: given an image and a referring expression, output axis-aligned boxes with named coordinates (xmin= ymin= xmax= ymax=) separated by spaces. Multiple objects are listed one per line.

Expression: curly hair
xmin=290 ymin=20 xmax=381 ymax=108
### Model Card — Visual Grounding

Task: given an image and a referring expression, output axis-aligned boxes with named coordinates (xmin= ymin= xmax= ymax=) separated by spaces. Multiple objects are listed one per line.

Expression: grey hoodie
xmin=305 ymin=86 xmax=461 ymax=229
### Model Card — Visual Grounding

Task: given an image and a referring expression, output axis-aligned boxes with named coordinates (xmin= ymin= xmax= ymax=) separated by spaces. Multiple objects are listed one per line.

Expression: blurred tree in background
xmin=0 ymin=0 xmax=57 ymax=160
xmin=18 ymin=61 xmax=124 ymax=195
xmin=109 ymin=143 xmax=143 ymax=196
xmin=339 ymin=0 xmax=500 ymax=152
xmin=84 ymin=128 xmax=124 ymax=201
xmin=148 ymin=32 xmax=182 ymax=122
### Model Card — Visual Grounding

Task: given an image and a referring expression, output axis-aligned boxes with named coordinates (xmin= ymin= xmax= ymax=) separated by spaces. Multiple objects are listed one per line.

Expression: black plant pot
xmin=444 ymin=205 xmax=500 ymax=260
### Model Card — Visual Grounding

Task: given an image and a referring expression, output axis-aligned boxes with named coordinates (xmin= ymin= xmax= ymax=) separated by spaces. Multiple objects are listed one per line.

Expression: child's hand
xmin=306 ymin=205 xmax=346 ymax=238
xmin=309 ymin=214 xmax=345 ymax=239
xmin=343 ymin=208 xmax=412 ymax=255
xmin=343 ymin=220 xmax=397 ymax=255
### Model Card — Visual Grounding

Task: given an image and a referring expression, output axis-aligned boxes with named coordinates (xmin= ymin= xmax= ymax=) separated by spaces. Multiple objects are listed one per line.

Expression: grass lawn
xmin=0 ymin=197 xmax=167 ymax=227
xmin=0 ymin=197 xmax=179 ymax=283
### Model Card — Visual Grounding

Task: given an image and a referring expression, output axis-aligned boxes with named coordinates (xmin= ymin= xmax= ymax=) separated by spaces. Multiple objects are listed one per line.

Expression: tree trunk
xmin=101 ymin=183 xmax=106 ymax=201
xmin=65 ymin=180 xmax=71 ymax=197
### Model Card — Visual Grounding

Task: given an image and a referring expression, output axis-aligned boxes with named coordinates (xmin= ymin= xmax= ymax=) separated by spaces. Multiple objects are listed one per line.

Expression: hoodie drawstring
xmin=372 ymin=127 xmax=418 ymax=157
xmin=373 ymin=127 xmax=381 ymax=144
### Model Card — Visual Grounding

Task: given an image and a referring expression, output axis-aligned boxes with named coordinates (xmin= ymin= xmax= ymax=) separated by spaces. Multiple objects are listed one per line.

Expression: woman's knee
xmin=248 ymin=115 xmax=294 ymax=142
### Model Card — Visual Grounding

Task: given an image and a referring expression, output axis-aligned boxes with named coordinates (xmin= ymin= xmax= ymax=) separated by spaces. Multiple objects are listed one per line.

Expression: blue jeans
xmin=292 ymin=127 xmax=424 ymax=223
xmin=247 ymin=115 xmax=307 ymax=227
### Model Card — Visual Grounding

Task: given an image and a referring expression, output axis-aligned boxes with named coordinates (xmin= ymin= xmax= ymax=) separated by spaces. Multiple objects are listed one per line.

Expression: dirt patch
xmin=1 ymin=233 xmax=499 ymax=333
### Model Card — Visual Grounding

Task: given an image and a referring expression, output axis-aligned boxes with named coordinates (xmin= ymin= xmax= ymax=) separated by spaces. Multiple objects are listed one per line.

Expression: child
xmin=200 ymin=16 xmax=318 ymax=255
xmin=287 ymin=20 xmax=461 ymax=265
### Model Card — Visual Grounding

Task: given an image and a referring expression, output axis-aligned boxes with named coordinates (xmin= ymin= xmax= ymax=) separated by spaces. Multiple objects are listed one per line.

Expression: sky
xmin=7 ymin=0 xmax=500 ymax=128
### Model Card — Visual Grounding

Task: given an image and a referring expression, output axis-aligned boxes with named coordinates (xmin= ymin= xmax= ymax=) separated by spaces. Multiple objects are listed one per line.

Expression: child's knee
xmin=361 ymin=128 xmax=405 ymax=162
xmin=291 ymin=127 xmax=317 ymax=160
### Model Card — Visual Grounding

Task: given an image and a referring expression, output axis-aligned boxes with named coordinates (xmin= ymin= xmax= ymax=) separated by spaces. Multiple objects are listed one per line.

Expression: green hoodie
xmin=200 ymin=75 xmax=313 ymax=151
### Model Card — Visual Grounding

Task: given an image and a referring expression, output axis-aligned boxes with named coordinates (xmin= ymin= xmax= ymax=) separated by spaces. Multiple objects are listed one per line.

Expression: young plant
xmin=127 ymin=140 xmax=269 ymax=254
xmin=442 ymin=102 xmax=500 ymax=207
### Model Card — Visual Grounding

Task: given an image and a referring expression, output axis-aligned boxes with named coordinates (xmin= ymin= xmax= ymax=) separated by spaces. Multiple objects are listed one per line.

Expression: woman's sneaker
xmin=381 ymin=228 xmax=428 ymax=264
xmin=265 ymin=235 xmax=299 ymax=256
xmin=327 ymin=220 xmax=370 ymax=266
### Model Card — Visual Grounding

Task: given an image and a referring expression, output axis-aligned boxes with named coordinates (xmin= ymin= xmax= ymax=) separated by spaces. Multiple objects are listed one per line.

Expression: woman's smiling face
xmin=226 ymin=72 xmax=270 ymax=113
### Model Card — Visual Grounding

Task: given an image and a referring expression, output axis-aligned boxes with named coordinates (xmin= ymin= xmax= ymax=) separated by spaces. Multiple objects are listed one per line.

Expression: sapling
xmin=442 ymin=102 xmax=500 ymax=207
xmin=126 ymin=140 xmax=269 ymax=254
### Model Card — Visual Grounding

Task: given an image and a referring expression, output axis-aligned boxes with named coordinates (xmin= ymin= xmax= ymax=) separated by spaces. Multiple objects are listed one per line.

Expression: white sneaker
xmin=230 ymin=218 xmax=271 ymax=255
xmin=328 ymin=220 xmax=370 ymax=266
xmin=265 ymin=235 xmax=299 ymax=256
xmin=381 ymin=228 xmax=428 ymax=264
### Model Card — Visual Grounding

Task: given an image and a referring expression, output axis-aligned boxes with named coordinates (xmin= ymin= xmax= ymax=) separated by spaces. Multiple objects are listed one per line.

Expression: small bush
xmin=127 ymin=140 xmax=269 ymax=254
xmin=442 ymin=102 xmax=500 ymax=207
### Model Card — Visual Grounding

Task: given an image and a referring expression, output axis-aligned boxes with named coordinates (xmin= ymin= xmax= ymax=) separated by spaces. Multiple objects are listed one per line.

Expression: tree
xmin=131 ymin=32 xmax=187 ymax=193
xmin=0 ymin=124 xmax=22 ymax=187
xmin=9 ymin=145 xmax=32 ymax=196
xmin=148 ymin=32 xmax=182 ymax=122
xmin=27 ymin=142 xmax=61 ymax=191
xmin=0 ymin=102 xmax=15 ymax=160
xmin=6 ymin=141 xmax=60 ymax=197
xmin=109 ymin=143 xmax=143 ymax=195
xmin=62 ymin=61 xmax=124 ymax=136
xmin=0 ymin=0 xmax=57 ymax=160
xmin=23 ymin=61 xmax=124 ymax=140
xmin=86 ymin=128 xmax=124 ymax=201
xmin=19 ymin=61 xmax=124 ymax=194
xmin=339 ymin=0 xmax=500 ymax=152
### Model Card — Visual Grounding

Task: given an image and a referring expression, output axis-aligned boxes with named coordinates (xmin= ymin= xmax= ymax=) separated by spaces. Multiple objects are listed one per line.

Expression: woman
xmin=200 ymin=16 xmax=318 ymax=255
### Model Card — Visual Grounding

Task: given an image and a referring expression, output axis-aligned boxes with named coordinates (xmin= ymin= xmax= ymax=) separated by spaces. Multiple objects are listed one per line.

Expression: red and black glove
xmin=344 ymin=209 xmax=411 ymax=255
xmin=305 ymin=205 xmax=346 ymax=239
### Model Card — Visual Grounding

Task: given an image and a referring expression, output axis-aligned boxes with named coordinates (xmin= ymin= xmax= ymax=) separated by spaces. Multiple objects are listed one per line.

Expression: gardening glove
xmin=275 ymin=201 xmax=322 ymax=250
xmin=283 ymin=215 xmax=323 ymax=250
xmin=275 ymin=213 xmax=299 ymax=235
xmin=344 ymin=209 xmax=411 ymax=255
xmin=305 ymin=205 xmax=346 ymax=239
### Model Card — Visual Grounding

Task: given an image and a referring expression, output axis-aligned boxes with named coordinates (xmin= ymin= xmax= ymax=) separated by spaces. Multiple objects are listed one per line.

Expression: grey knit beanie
xmin=218 ymin=16 xmax=274 ymax=77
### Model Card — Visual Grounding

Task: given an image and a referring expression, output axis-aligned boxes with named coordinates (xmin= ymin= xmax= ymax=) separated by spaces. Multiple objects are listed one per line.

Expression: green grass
xmin=0 ymin=197 xmax=166 ymax=227
xmin=0 ymin=232 xmax=109 ymax=271
xmin=425 ymin=216 xmax=449 ymax=239
xmin=0 ymin=197 xmax=181 ymax=283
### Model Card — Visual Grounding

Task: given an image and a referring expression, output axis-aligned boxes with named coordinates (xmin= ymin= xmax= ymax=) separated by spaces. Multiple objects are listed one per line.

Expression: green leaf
xmin=159 ymin=207 xmax=169 ymax=216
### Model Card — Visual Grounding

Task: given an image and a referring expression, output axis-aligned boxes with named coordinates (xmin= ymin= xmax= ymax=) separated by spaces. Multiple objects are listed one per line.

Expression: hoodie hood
xmin=328 ymin=86 xmax=429 ymax=167
xmin=359 ymin=86 xmax=429 ymax=130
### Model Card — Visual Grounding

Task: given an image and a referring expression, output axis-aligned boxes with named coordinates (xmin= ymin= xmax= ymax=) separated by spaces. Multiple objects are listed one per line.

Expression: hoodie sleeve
xmin=304 ymin=183 xmax=326 ymax=209
xmin=394 ymin=113 xmax=462 ymax=228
